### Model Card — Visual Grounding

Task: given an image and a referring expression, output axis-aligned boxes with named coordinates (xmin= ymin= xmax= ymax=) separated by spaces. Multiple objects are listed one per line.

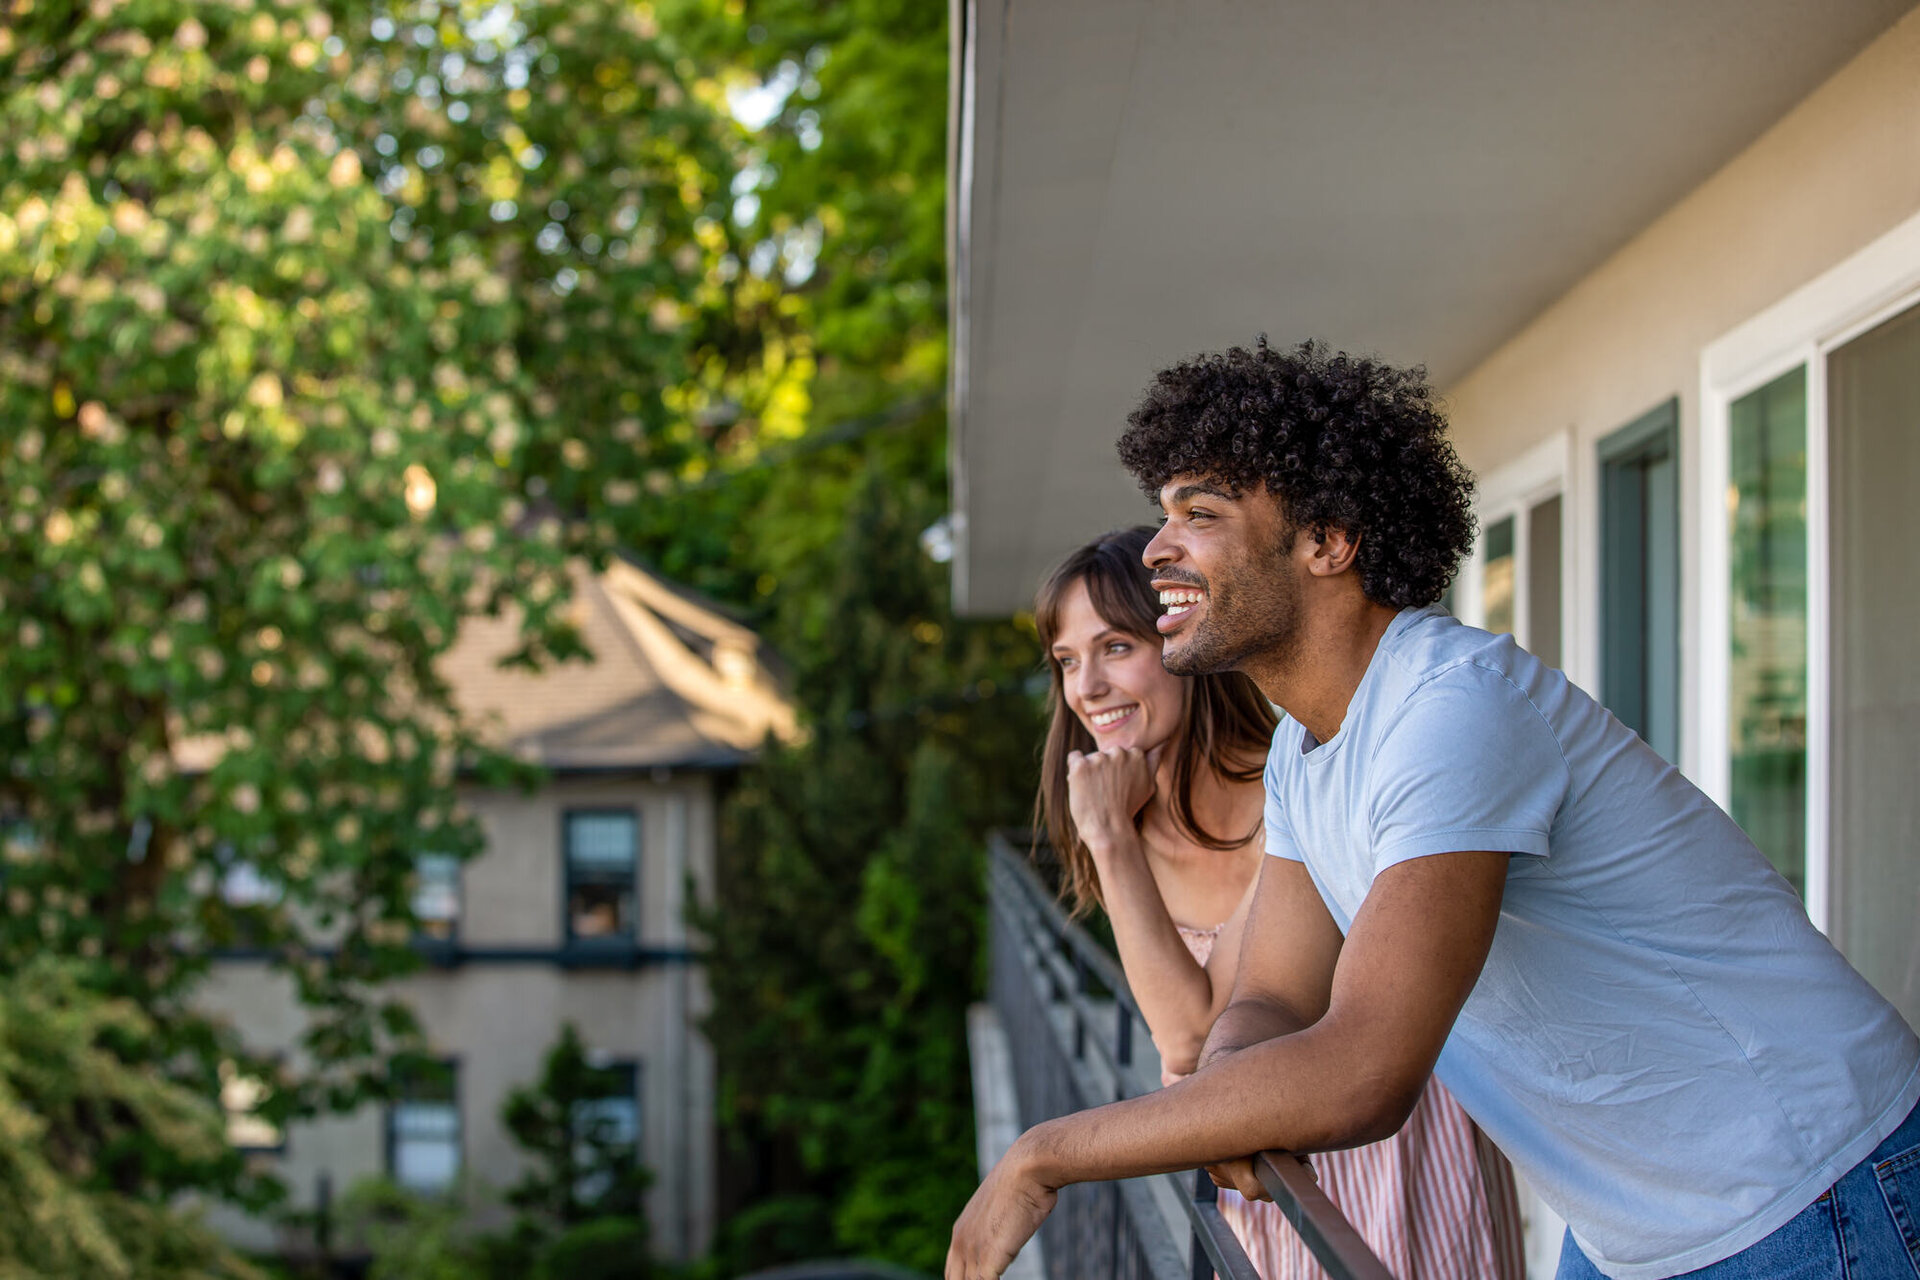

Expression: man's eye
xmin=1189 ymin=508 xmax=1215 ymax=522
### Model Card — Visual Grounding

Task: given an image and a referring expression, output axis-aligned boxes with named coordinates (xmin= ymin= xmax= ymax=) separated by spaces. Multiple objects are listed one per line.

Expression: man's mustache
xmin=1156 ymin=572 xmax=1206 ymax=590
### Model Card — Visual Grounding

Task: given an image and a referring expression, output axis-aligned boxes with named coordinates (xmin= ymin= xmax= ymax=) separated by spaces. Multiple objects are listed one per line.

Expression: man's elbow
xmin=1322 ymin=1074 xmax=1425 ymax=1149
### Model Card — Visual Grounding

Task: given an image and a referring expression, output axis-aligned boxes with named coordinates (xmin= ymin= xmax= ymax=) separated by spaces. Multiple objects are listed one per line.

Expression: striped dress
xmin=1177 ymin=924 xmax=1525 ymax=1280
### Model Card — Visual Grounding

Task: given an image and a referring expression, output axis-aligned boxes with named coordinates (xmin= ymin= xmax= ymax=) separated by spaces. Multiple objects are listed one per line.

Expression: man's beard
xmin=1161 ymin=560 xmax=1301 ymax=677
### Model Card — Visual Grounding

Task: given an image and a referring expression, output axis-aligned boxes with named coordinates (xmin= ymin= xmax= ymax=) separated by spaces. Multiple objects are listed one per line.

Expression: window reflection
xmin=412 ymin=852 xmax=461 ymax=942
xmin=1483 ymin=516 xmax=1516 ymax=637
xmin=1728 ymin=366 xmax=1808 ymax=894
xmin=389 ymin=1061 xmax=460 ymax=1194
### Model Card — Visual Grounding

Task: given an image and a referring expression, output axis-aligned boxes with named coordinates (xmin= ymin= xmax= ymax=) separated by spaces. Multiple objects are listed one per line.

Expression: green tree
xmin=699 ymin=470 xmax=1039 ymax=1273
xmin=335 ymin=1176 xmax=479 ymax=1280
xmin=0 ymin=0 xmax=730 ymax=1211
xmin=631 ymin=2 xmax=1041 ymax=1270
xmin=500 ymin=1023 xmax=651 ymax=1230
xmin=0 ymin=958 xmax=261 ymax=1280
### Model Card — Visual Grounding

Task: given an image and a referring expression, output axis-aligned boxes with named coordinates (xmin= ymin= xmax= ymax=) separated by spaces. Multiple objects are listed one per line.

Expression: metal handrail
xmin=987 ymin=832 xmax=1394 ymax=1280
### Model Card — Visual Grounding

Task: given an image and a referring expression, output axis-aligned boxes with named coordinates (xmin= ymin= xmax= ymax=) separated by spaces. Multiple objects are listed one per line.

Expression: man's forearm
xmin=1017 ymin=1020 xmax=1384 ymax=1190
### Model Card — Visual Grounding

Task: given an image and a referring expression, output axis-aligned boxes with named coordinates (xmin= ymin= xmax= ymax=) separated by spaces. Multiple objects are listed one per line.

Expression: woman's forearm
xmin=1085 ymin=827 xmax=1220 ymax=1073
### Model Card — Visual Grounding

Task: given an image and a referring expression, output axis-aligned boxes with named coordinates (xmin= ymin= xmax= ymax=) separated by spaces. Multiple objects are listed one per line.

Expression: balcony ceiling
xmin=949 ymin=0 xmax=1915 ymax=615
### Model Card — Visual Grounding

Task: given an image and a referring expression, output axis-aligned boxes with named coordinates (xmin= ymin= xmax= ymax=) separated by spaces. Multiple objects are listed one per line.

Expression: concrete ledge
xmin=967 ymin=1003 xmax=1046 ymax=1280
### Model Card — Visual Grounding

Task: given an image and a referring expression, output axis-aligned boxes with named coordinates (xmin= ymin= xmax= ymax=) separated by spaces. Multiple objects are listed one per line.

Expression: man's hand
xmin=946 ymin=1140 xmax=1059 ymax=1280
xmin=1186 ymin=1041 xmax=1268 ymax=1200
xmin=944 ymin=851 xmax=1510 ymax=1275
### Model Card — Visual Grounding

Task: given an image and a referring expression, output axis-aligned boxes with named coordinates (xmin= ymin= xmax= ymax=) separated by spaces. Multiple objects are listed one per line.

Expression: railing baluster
xmin=986 ymin=833 xmax=1395 ymax=1280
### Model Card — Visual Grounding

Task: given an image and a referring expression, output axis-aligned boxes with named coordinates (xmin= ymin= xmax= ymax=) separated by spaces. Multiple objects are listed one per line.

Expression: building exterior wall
xmin=1441 ymin=3 xmax=1920 ymax=725
xmin=197 ymin=771 xmax=719 ymax=1264
xmin=1437 ymin=11 xmax=1920 ymax=1274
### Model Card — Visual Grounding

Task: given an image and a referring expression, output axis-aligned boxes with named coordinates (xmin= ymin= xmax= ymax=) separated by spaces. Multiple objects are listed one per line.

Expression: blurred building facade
xmin=950 ymin=3 xmax=1920 ymax=1273
xmin=199 ymin=556 xmax=795 ymax=1263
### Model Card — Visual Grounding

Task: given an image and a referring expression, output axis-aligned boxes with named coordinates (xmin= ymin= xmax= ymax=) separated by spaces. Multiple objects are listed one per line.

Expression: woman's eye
xmin=1106 ymin=642 xmax=1130 ymax=656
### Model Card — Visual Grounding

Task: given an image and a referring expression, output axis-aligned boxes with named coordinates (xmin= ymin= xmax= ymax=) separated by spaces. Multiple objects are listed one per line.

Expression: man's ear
xmin=1303 ymin=524 xmax=1362 ymax=578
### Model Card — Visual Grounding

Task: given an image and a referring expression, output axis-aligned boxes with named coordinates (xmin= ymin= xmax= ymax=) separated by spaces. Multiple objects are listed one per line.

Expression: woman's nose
xmin=1074 ymin=659 xmax=1109 ymax=700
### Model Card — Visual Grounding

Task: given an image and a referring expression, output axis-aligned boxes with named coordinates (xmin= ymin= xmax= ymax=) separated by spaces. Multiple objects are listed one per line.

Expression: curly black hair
xmin=1116 ymin=338 xmax=1477 ymax=609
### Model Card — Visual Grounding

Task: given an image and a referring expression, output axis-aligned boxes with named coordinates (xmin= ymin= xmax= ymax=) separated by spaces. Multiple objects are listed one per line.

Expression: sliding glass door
xmin=1827 ymin=301 xmax=1920 ymax=1030
xmin=1726 ymin=368 xmax=1809 ymax=896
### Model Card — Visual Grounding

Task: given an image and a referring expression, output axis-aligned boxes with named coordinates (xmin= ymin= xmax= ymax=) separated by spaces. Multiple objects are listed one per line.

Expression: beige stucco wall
xmin=1444 ymin=4 xmax=1920 ymax=468
xmin=1440 ymin=1 xmax=1920 ymax=746
xmin=197 ymin=772 xmax=720 ymax=1262
xmin=462 ymin=773 xmax=716 ymax=947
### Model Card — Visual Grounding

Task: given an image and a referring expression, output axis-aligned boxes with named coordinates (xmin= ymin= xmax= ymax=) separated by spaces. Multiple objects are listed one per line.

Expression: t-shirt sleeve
xmin=1263 ymin=744 xmax=1305 ymax=862
xmin=1366 ymin=662 xmax=1569 ymax=875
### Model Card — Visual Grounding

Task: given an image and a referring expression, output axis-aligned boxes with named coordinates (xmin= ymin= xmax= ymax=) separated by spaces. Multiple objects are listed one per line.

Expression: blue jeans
xmin=1557 ymin=1099 xmax=1920 ymax=1278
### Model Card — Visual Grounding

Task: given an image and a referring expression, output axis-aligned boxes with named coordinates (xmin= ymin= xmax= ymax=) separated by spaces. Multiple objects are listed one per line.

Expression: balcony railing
xmin=984 ymin=832 xmax=1394 ymax=1280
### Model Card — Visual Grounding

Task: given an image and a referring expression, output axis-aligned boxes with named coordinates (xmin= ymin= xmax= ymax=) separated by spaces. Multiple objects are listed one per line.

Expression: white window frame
xmin=1697 ymin=208 xmax=1920 ymax=936
xmin=1457 ymin=431 xmax=1572 ymax=664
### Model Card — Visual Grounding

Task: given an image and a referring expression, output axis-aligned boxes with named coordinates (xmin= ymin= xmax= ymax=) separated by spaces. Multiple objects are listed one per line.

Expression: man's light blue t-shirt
xmin=1263 ymin=606 xmax=1920 ymax=1280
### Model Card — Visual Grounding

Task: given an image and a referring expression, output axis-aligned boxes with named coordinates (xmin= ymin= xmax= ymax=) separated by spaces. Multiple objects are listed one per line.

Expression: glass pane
xmin=567 ymin=812 xmax=636 ymax=873
xmin=1525 ymin=495 xmax=1562 ymax=668
xmin=1828 ymin=301 xmax=1920 ymax=1029
xmin=220 ymin=1061 xmax=283 ymax=1151
xmin=220 ymin=859 xmax=281 ymax=907
xmin=1482 ymin=516 xmax=1516 ymax=636
xmin=574 ymin=1095 xmax=639 ymax=1147
xmin=1643 ymin=449 xmax=1680 ymax=762
xmin=391 ymin=1058 xmax=460 ymax=1194
xmin=573 ymin=1098 xmax=639 ymax=1202
xmin=412 ymin=853 xmax=460 ymax=940
xmin=1599 ymin=407 xmax=1680 ymax=763
xmin=393 ymin=1105 xmax=460 ymax=1194
xmin=1727 ymin=366 xmax=1808 ymax=894
xmin=570 ymin=882 xmax=633 ymax=939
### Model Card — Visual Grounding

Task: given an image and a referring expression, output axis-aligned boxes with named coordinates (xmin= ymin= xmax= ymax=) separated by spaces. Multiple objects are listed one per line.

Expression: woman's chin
xmin=1137 ymin=727 xmax=1177 ymax=756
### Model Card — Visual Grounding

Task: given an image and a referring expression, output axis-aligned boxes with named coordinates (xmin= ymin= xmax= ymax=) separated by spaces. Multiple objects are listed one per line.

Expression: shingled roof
xmin=437 ymin=556 xmax=797 ymax=771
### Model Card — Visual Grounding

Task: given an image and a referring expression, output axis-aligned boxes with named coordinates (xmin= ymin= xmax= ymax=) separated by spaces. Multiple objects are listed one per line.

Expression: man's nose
xmin=1143 ymin=523 xmax=1176 ymax=568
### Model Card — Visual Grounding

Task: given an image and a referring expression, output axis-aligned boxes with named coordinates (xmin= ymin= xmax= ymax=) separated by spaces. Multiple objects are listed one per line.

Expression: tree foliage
xmin=0 ymin=0 xmax=730 ymax=1209
xmin=4 ymin=0 xmax=1038 ymax=1270
xmin=0 ymin=959 xmax=261 ymax=1280
xmin=647 ymin=2 xmax=1045 ymax=1271
xmin=500 ymin=1022 xmax=651 ymax=1231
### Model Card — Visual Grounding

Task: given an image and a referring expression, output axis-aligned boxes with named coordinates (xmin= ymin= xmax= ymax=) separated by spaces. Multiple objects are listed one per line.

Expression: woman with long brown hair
xmin=1034 ymin=526 xmax=1519 ymax=1280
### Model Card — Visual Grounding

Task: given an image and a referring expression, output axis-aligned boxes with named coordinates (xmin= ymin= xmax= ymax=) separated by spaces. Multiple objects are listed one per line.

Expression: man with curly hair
xmin=948 ymin=340 xmax=1920 ymax=1280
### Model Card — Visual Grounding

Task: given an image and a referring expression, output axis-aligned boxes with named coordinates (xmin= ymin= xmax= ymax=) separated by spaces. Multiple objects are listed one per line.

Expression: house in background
xmin=949 ymin=2 xmax=1920 ymax=1272
xmin=199 ymin=555 xmax=795 ymax=1264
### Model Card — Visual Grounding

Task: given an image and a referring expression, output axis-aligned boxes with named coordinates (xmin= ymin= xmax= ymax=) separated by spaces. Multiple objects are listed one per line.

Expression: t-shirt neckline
xmin=1299 ymin=605 xmax=1434 ymax=766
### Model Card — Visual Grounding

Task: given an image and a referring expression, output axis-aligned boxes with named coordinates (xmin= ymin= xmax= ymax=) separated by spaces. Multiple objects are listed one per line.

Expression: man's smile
xmin=1155 ymin=585 xmax=1205 ymax=634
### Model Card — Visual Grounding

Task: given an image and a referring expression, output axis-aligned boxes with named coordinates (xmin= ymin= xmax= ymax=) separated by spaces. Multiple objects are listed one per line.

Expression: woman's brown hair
xmin=1032 ymin=526 xmax=1278 ymax=916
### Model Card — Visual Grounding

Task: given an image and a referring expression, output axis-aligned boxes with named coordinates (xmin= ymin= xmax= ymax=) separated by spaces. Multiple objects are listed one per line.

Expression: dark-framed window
xmin=412 ymin=852 xmax=462 ymax=943
xmin=572 ymin=1059 xmax=641 ymax=1205
xmin=220 ymin=1058 xmax=286 ymax=1154
xmin=564 ymin=810 xmax=638 ymax=943
xmin=387 ymin=1059 xmax=460 ymax=1194
xmin=1599 ymin=398 xmax=1681 ymax=764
